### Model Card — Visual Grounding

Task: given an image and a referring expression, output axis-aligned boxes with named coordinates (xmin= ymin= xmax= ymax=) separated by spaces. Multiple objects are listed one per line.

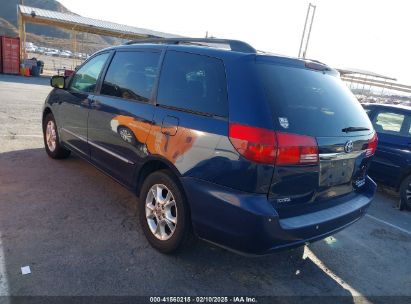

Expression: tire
xmin=139 ymin=170 xmax=190 ymax=254
xmin=399 ymin=175 xmax=411 ymax=211
xmin=43 ymin=113 xmax=71 ymax=159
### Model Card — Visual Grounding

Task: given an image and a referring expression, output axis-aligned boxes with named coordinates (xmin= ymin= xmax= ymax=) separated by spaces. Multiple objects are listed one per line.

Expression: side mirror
xmin=50 ymin=75 xmax=65 ymax=89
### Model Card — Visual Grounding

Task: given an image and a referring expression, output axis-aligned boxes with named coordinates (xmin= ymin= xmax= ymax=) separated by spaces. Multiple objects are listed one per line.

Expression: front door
xmin=59 ymin=52 xmax=110 ymax=157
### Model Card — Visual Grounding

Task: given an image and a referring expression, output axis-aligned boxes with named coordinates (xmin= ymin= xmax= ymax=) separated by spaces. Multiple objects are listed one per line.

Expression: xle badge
xmin=277 ymin=197 xmax=291 ymax=203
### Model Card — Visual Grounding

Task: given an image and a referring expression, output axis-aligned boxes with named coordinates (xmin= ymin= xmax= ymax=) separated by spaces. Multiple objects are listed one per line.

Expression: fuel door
xmin=161 ymin=115 xmax=179 ymax=136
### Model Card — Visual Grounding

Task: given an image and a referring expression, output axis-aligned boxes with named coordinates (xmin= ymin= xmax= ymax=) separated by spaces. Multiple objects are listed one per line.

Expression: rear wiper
xmin=342 ymin=126 xmax=370 ymax=133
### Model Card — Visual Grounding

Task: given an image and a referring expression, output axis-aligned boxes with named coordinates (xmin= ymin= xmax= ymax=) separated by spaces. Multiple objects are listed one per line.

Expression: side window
xmin=70 ymin=53 xmax=109 ymax=93
xmin=157 ymin=51 xmax=228 ymax=117
xmin=373 ymin=111 xmax=405 ymax=135
xmin=101 ymin=51 xmax=160 ymax=102
xmin=406 ymin=116 xmax=411 ymax=136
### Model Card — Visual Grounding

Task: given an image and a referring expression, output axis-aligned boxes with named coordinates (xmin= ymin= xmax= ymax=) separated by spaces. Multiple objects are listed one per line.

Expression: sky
xmin=58 ymin=0 xmax=411 ymax=84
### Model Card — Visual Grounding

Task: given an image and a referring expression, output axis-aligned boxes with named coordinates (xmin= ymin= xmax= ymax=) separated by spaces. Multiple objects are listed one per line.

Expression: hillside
xmin=0 ymin=17 xmax=18 ymax=37
xmin=0 ymin=0 xmax=122 ymax=53
xmin=0 ymin=0 xmax=71 ymax=26
xmin=0 ymin=0 xmax=72 ymax=39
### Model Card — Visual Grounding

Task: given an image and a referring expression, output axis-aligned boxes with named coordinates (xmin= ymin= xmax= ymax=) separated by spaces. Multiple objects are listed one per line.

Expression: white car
xmin=59 ymin=51 xmax=72 ymax=58
xmin=25 ymin=46 xmax=37 ymax=53
xmin=45 ymin=50 xmax=59 ymax=56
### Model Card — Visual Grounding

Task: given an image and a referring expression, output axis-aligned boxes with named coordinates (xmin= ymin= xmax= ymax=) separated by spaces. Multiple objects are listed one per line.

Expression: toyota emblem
xmin=344 ymin=140 xmax=354 ymax=153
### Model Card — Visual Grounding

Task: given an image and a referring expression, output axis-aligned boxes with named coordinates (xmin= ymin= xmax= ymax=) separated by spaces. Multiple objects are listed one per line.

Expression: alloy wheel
xmin=45 ymin=120 xmax=57 ymax=152
xmin=145 ymin=184 xmax=177 ymax=241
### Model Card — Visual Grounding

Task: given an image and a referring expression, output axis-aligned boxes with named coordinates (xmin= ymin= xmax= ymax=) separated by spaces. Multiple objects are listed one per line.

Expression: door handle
xmin=88 ymin=98 xmax=99 ymax=108
xmin=161 ymin=116 xmax=179 ymax=136
xmin=80 ymin=97 xmax=93 ymax=107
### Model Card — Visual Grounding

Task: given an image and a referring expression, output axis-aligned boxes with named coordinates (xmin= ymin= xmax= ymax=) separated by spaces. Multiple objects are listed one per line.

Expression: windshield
xmin=257 ymin=63 xmax=373 ymax=137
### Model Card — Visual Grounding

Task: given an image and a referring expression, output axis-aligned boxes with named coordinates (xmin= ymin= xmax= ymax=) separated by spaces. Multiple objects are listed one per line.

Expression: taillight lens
xmin=229 ymin=123 xmax=319 ymax=165
xmin=366 ymin=132 xmax=378 ymax=157
xmin=229 ymin=123 xmax=276 ymax=164
xmin=276 ymin=132 xmax=319 ymax=165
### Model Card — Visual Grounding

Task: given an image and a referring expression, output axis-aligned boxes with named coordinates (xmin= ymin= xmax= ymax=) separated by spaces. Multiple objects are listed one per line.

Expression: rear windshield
xmin=257 ymin=63 xmax=373 ymax=137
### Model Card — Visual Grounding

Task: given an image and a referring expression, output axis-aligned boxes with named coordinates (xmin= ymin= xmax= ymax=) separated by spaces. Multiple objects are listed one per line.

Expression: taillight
xmin=229 ymin=123 xmax=319 ymax=165
xmin=365 ymin=132 xmax=378 ymax=157
xmin=229 ymin=123 xmax=276 ymax=164
xmin=276 ymin=132 xmax=319 ymax=165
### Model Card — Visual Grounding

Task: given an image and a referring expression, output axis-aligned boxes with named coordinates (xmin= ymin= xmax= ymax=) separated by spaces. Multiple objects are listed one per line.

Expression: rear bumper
xmin=182 ymin=176 xmax=376 ymax=255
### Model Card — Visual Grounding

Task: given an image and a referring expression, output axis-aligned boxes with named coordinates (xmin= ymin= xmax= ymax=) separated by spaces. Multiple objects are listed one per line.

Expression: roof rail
xmin=124 ymin=38 xmax=256 ymax=53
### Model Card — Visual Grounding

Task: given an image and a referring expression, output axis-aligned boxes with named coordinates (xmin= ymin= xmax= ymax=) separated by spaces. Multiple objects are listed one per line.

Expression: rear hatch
xmin=255 ymin=57 xmax=376 ymax=217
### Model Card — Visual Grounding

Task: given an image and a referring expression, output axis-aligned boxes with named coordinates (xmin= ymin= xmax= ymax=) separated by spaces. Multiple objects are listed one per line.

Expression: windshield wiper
xmin=342 ymin=126 xmax=370 ymax=133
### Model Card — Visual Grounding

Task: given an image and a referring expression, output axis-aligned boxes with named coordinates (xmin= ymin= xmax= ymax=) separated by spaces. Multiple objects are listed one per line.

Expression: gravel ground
xmin=0 ymin=74 xmax=410 ymax=303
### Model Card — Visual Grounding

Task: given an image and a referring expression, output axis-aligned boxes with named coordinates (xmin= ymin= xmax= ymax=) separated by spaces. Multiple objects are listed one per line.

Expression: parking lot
xmin=26 ymin=52 xmax=85 ymax=76
xmin=0 ymin=74 xmax=410 ymax=302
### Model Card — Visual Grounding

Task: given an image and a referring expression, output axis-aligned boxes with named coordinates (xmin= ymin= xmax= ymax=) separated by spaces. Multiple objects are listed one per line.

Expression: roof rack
xmin=125 ymin=38 xmax=257 ymax=53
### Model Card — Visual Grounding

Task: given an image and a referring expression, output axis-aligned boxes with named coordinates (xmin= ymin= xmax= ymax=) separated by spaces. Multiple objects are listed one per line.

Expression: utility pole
xmin=298 ymin=3 xmax=316 ymax=58
xmin=18 ymin=0 xmax=26 ymax=60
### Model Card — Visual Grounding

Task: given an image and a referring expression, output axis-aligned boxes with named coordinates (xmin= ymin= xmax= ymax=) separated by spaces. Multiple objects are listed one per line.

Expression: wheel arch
xmin=42 ymin=107 xmax=52 ymax=123
xmin=398 ymin=170 xmax=411 ymax=191
xmin=135 ymin=156 xmax=183 ymax=196
xmin=42 ymin=107 xmax=54 ymax=132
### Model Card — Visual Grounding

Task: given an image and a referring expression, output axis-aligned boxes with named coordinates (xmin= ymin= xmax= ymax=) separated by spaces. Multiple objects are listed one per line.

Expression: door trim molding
xmin=61 ymin=127 xmax=135 ymax=165
xmin=61 ymin=127 xmax=87 ymax=142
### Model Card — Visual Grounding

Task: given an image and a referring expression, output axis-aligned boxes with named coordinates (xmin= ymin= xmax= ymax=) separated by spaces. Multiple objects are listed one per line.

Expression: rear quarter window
xmin=373 ymin=111 xmax=408 ymax=136
xmin=375 ymin=112 xmax=403 ymax=132
xmin=157 ymin=51 xmax=228 ymax=117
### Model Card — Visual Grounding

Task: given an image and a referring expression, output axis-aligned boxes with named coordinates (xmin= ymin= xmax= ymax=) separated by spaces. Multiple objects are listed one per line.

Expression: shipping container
xmin=1 ymin=36 xmax=20 ymax=74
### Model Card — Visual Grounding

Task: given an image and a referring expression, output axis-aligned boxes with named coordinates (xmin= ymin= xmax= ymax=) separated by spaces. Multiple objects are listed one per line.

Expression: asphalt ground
xmin=0 ymin=74 xmax=410 ymax=303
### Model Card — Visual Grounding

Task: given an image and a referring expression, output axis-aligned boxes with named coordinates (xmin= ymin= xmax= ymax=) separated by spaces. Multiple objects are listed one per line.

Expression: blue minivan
xmin=363 ymin=103 xmax=411 ymax=210
xmin=43 ymin=38 xmax=377 ymax=255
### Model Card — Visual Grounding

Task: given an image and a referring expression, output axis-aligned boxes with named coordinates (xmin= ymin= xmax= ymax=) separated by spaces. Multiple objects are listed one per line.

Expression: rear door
xmin=369 ymin=109 xmax=411 ymax=187
xmin=148 ymin=50 xmax=229 ymax=178
xmin=88 ymin=49 xmax=161 ymax=186
xmin=255 ymin=60 xmax=376 ymax=215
